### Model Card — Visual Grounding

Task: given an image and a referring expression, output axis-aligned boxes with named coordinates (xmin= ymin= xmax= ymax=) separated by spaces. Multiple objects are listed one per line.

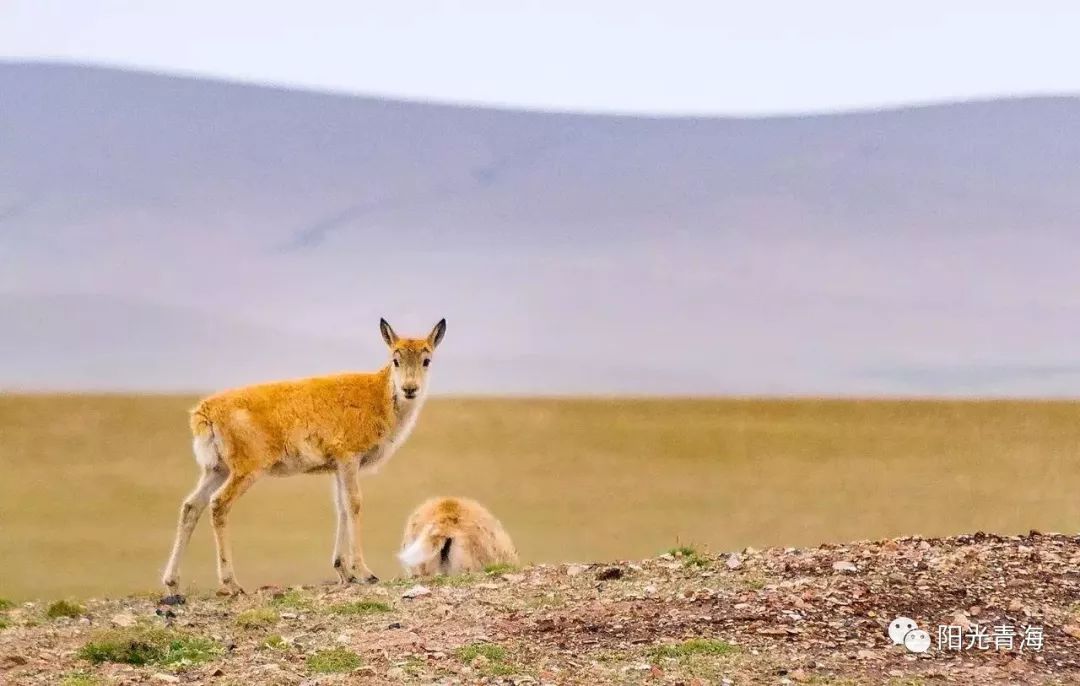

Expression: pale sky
xmin=3 ymin=1 xmax=1080 ymax=115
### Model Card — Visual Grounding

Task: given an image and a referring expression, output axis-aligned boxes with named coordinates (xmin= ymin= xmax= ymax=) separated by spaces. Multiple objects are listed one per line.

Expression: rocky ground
xmin=3 ymin=532 xmax=1080 ymax=685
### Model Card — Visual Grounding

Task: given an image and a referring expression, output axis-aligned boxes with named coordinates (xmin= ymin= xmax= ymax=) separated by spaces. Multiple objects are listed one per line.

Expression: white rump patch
xmin=192 ymin=431 xmax=220 ymax=469
xmin=398 ymin=525 xmax=435 ymax=567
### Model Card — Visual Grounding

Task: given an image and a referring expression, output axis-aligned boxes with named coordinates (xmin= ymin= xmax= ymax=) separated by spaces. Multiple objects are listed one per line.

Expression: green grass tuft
xmin=271 ymin=589 xmax=314 ymax=611
xmin=483 ymin=563 xmax=518 ymax=575
xmin=59 ymin=673 xmax=108 ymax=686
xmin=329 ymin=600 xmax=392 ymax=615
xmin=234 ymin=607 xmax=278 ymax=629
xmin=667 ymin=545 xmax=710 ymax=568
xmin=46 ymin=599 xmax=85 ymax=619
xmin=260 ymin=634 xmax=287 ymax=651
xmin=0 ymin=598 xmax=14 ymax=611
xmin=456 ymin=642 xmax=508 ymax=662
xmin=160 ymin=635 xmax=219 ymax=666
xmin=455 ymin=643 xmax=517 ymax=676
xmin=306 ymin=647 xmax=362 ymax=674
xmin=650 ymin=638 xmax=737 ymax=659
xmin=429 ymin=572 xmax=479 ymax=587
xmin=79 ymin=627 xmax=220 ymax=666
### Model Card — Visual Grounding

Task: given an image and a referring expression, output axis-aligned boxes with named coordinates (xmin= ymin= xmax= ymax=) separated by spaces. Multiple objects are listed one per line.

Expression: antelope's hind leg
xmin=209 ymin=471 xmax=259 ymax=596
xmin=161 ymin=465 xmax=228 ymax=596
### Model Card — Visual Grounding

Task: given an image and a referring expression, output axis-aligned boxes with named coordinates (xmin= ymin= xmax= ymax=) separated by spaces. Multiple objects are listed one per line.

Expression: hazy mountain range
xmin=3 ymin=61 xmax=1080 ymax=395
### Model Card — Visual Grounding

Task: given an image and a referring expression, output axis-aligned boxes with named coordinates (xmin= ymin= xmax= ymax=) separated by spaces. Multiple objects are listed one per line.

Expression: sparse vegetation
xmin=306 ymin=647 xmax=362 ymax=674
xmin=483 ymin=562 xmax=518 ymax=575
xmin=456 ymin=642 xmax=507 ymax=663
xmin=650 ymin=638 xmax=737 ymax=659
xmin=428 ymin=572 xmax=480 ymax=586
xmin=78 ymin=627 xmax=219 ymax=666
xmin=59 ymin=673 xmax=108 ymax=686
xmin=329 ymin=600 xmax=392 ymax=615
xmin=260 ymin=634 xmax=287 ymax=651
xmin=271 ymin=589 xmax=313 ymax=611
xmin=455 ymin=642 xmax=517 ymax=675
xmin=234 ymin=607 xmax=278 ymax=629
xmin=667 ymin=544 xmax=710 ymax=568
xmin=0 ymin=597 xmax=14 ymax=611
xmin=46 ymin=599 xmax=85 ymax=619
xmin=2 ymin=534 xmax=1077 ymax=684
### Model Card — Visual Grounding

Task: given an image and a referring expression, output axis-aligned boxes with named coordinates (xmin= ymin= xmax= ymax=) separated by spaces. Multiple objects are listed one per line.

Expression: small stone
xmin=402 ymin=584 xmax=432 ymax=599
xmin=1008 ymin=599 xmax=1024 ymax=613
xmin=280 ymin=612 xmax=298 ymax=619
xmin=566 ymin=564 xmax=589 ymax=577
xmin=789 ymin=668 xmax=809 ymax=682
xmin=151 ymin=675 xmax=180 ymax=684
xmin=726 ymin=553 xmax=743 ymax=570
xmin=968 ymin=605 xmax=982 ymax=616
xmin=387 ymin=667 xmax=407 ymax=679
xmin=501 ymin=573 xmax=526 ymax=583
xmin=952 ymin=612 xmax=973 ymax=631
xmin=110 ymin=613 xmax=137 ymax=628
xmin=832 ymin=561 xmax=858 ymax=573
xmin=856 ymin=649 xmax=878 ymax=660
xmin=1063 ymin=625 xmax=1080 ymax=639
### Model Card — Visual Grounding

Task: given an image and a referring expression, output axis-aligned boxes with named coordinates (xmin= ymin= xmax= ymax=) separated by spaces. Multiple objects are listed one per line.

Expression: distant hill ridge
xmin=3 ymin=62 xmax=1080 ymax=395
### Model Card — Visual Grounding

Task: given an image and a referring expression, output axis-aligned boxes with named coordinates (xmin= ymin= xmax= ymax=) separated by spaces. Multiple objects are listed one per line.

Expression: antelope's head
xmin=380 ymin=318 xmax=447 ymax=401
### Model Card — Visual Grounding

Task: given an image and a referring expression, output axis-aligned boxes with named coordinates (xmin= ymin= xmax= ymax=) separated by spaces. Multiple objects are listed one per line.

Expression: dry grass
xmin=2 ymin=395 xmax=1080 ymax=599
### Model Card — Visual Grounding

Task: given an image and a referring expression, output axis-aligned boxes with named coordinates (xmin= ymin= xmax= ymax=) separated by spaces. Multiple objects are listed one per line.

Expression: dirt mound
xmin=3 ymin=532 xmax=1080 ymax=684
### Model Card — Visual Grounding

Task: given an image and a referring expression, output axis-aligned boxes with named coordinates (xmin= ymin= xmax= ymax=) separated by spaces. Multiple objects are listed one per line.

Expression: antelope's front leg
xmin=331 ymin=471 xmax=355 ymax=583
xmin=337 ymin=460 xmax=378 ymax=583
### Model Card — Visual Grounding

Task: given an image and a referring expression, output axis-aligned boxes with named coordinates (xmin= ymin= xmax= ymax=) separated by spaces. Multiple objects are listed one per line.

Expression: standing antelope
xmin=161 ymin=318 xmax=446 ymax=596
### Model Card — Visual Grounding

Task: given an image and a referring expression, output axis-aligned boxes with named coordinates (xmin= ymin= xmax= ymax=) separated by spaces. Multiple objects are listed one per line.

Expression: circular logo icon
xmin=888 ymin=617 xmax=918 ymax=645
xmin=904 ymin=629 xmax=932 ymax=653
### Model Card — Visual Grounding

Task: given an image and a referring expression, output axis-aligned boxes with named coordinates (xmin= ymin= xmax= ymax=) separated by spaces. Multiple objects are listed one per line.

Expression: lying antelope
xmin=162 ymin=318 xmax=446 ymax=596
xmin=398 ymin=496 xmax=518 ymax=577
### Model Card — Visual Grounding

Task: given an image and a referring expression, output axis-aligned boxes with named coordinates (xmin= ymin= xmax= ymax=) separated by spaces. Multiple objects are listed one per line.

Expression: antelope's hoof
xmin=364 ymin=574 xmax=380 ymax=585
xmin=216 ymin=582 xmax=245 ymax=597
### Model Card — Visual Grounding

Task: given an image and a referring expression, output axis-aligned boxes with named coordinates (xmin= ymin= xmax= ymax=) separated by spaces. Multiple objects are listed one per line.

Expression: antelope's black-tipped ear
xmin=428 ymin=318 xmax=447 ymax=348
xmin=380 ymin=318 xmax=399 ymax=346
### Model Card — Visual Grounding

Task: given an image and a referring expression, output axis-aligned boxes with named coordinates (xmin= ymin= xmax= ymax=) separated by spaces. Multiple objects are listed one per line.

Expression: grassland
xmin=1 ymin=395 xmax=1079 ymax=600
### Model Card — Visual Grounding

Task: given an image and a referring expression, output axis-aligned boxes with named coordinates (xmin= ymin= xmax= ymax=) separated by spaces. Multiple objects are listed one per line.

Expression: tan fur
xmin=162 ymin=318 xmax=446 ymax=595
xmin=399 ymin=497 xmax=518 ymax=577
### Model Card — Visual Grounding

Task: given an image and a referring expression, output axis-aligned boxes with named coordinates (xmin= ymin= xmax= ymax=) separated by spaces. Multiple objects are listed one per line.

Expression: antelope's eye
xmin=423 ymin=359 xmax=431 ymax=367
xmin=393 ymin=359 xmax=400 ymax=367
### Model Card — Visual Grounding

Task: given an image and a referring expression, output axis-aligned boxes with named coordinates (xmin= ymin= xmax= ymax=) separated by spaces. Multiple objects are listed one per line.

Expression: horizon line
xmin=5 ymin=389 xmax=1080 ymax=403
xmin=5 ymin=57 xmax=1080 ymax=121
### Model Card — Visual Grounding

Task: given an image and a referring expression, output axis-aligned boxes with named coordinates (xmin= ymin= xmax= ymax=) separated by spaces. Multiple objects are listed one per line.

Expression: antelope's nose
xmin=402 ymin=385 xmax=419 ymax=398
